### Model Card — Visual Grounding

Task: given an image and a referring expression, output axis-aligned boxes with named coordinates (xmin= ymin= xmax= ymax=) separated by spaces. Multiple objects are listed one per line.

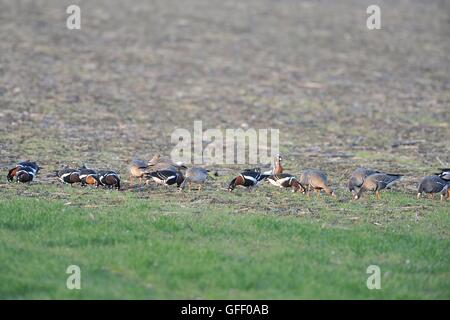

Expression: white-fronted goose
xmin=355 ymin=173 xmax=403 ymax=200
xmin=348 ymin=168 xmax=380 ymax=195
xmin=129 ymin=159 xmax=150 ymax=186
xmin=299 ymin=169 xmax=335 ymax=197
xmin=417 ymin=175 xmax=448 ymax=200
xmin=148 ymin=154 xmax=187 ymax=170
xmin=179 ymin=167 xmax=209 ymax=191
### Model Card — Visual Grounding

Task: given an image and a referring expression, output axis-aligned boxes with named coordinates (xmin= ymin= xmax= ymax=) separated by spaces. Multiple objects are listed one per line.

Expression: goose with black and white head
xmin=56 ymin=167 xmax=81 ymax=186
xmin=97 ymin=170 xmax=121 ymax=190
xmin=267 ymin=173 xmax=305 ymax=193
xmin=7 ymin=161 xmax=40 ymax=183
xmin=228 ymin=171 xmax=269 ymax=192
xmin=147 ymin=169 xmax=184 ymax=188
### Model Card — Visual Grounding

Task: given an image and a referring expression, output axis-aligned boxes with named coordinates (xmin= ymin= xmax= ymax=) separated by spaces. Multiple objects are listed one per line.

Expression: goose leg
xmin=376 ymin=191 xmax=381 ymax=200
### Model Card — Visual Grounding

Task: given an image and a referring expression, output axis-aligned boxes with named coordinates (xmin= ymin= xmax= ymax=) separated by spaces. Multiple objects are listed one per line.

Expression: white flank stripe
xmin=243 ymin=175 xmax=258 ymax=183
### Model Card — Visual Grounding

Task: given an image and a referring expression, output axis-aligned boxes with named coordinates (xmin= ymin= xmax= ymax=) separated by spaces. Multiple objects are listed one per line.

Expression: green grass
xmin=0 ymin=184 xmax=449 ymax=299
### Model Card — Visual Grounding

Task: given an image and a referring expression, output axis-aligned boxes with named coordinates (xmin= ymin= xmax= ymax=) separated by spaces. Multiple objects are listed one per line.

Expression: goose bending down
xmin=146 ymin=170 xmax=184 ymax=187
xmin=299 ymin=169 xmax=335 ymax=197
xmin=56 ymin=167 xmax=81 ymax=185
xmin=228 ymin=171 xmax=269 ymax=192
xmin=267 ymin=173 xmax=305 ymax=192
xmin=355 ymin=173 xmax=403 ymax=200
xmin=179 ymin=167 xmax=209 ymax=191
xmin=97 ymin=170 xmax=121 ymax=190
xmin=148 ymin=154 xmax=187 ymax=171
xmin=7 ymin=161 xmax=40 ymax=183
xmin=16 ymin=169 xmax=36 ymax=183
xmin=78 ymin=166 xmax=99 ymax=187
xmin=348 ymin=168 xmax=380 ymax=195
xmin=417 ymin=175 xmax=449 ymax=201
xmin=129 ymin=159 xmax=150 ymax=186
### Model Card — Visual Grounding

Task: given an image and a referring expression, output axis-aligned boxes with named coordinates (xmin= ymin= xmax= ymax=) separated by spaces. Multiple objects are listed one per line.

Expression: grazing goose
xmin=97 ymin=170 xmax=121 ymax=190
xmin=78 ymin=166 xmax=98 ymax=187
xmin=417 ymin=175 xmax=448 ymax=200
xmin=18 ymin=161 xmax=40 ymax=174
xmin=129 ymin=159 xmax=150 ymax=186
xmin=267 ymin=173 xmax=305 ymax=192
xmin=147 ymin=170 xmax=184 ymax=187
xmin=56 ymin=167 xmax=81 ymax=185
xmin=354 ymin=173 xmax=403 ymax=200
xmin=7 ymin=161 xmax=40 ymax=182
xmin=228 ymin=171 xmax=269 ymax=192
xmin=179 ymin=167 xmax=209 ymax=191
xmin=148 ymin=154 xmax=187 ymax=171
xmin=16 ymin=169 xmax=36 ymax=183
xmin=147 ymin=162 xmax=180 ymax=173
xmin=348 ymin=168 xmax=380 ymax=195
xmin=299 ymin=169 xmax=335 ymax=197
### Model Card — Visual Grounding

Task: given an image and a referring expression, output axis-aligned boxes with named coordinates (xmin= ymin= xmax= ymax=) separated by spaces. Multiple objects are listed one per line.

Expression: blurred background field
xmin=0 ymin=0 xmax=449 ymax=299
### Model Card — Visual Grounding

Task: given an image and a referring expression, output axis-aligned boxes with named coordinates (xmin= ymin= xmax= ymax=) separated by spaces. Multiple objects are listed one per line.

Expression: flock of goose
xmin=5 ymin=154 xmax=450 ymax=201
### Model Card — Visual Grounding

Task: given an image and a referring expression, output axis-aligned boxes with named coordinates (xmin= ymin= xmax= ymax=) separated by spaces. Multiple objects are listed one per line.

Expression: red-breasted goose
xmin=97 ymin=170 xmax=121 ymax=190
xmin=228 ymin=171 xmax=269 ymax=192
xmin=147 ymin=170 xmax=184 ymax=187
xmin=267 ymin=173 xmax=305 ymax=192
xmin=56 ymin=167 xmax=81 ymax=185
